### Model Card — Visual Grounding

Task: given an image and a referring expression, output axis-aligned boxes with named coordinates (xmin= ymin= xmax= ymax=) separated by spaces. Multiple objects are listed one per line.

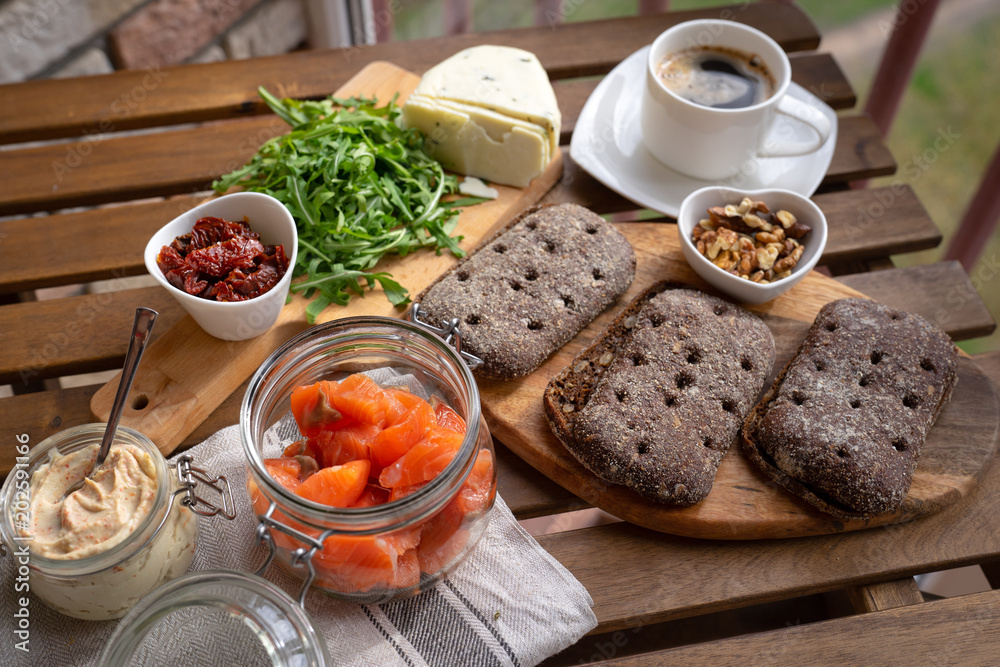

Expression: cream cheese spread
xmin=29 ymin=443 xmax=158 ymax=559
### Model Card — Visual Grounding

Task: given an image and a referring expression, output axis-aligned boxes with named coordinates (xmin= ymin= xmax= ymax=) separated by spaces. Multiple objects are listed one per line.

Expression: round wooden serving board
xmin=479 ymin=222 xmax=1000 ymax=539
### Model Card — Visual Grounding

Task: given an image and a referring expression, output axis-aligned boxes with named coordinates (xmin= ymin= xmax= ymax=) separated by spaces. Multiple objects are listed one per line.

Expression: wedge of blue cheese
xmin=402 ymin=46 xmax=561 ymax=188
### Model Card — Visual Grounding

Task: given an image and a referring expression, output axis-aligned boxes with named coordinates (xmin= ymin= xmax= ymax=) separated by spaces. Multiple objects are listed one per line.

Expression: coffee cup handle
xmin=759 ymin=95 xmax=832 ymax=158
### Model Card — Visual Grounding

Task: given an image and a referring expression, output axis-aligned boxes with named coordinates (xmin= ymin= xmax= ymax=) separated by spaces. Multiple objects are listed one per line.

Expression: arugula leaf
xmin=213 ymin=87 xmax=468 ymax=322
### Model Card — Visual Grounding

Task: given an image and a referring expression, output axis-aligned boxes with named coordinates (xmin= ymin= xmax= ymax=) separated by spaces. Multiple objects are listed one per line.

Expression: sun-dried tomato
xmin=156 ymin=245 xmax=186 ymax=273
xmin=165 ymin=265 xmax=208 ymax=296
xmin=157 ymin=216 xmax=289 ymax=301
xmin=186 ymin=237 xmax=264 ymax=277
xmin=210 ymin=263 xmax=281 ymax=301
xmin=188 ymin=216 xmax=260 ymax=249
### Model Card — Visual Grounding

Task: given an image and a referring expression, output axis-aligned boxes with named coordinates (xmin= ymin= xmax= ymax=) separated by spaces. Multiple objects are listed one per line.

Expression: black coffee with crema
xmin=656 ymin=46 xmax=776 ymax=109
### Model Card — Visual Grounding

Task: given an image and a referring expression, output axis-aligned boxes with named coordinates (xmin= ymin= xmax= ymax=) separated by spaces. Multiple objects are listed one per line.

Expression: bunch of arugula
xmin=213 ymin=87 xmax=482 ymax=322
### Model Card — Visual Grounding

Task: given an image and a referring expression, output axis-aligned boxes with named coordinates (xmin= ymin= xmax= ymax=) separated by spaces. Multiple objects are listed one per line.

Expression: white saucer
xmin=569 ymin=46 xmax=838 ymax=218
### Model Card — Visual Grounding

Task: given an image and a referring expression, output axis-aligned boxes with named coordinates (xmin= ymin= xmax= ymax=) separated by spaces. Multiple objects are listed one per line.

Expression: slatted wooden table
xmin=1 ymin=4 xmax=998 ymax=664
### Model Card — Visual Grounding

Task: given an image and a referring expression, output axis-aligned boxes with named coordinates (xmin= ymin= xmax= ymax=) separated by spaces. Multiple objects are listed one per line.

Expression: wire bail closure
xmin=253 ymin=500 xmax=328 ymax=607
xmin=407 ymin=303 xmax=484 ymax=370
xmin=172 ymin=454 xmax=237 ymax=520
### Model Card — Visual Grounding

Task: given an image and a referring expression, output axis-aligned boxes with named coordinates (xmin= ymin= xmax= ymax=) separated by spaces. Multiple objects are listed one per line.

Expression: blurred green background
xmin=393 ymin=0 xmax=1000 ymax=355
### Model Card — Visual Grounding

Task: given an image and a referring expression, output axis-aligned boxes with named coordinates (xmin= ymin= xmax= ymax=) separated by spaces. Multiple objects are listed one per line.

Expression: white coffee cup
xmin=640 ymin=20 xmax=832 ymax=181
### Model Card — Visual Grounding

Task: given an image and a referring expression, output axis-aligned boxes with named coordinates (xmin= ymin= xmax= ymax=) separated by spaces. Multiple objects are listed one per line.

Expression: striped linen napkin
xmin=1 ymin=422 xmax=597 ymax=666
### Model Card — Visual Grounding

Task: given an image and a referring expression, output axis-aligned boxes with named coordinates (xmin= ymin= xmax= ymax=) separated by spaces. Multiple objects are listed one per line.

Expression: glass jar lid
xmin=98 ymin=570 xmax=330 ymax=667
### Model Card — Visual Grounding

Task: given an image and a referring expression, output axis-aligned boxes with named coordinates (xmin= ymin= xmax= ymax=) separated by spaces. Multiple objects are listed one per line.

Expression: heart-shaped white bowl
xmin=677 ymin=186 xmax=827 ymax=305
xmin=144 ymin=192 xmax=298 ymax=341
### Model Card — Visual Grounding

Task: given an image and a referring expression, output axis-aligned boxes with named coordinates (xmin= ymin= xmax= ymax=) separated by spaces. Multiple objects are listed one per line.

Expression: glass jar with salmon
xmin=241 ymin=316 xmax=497 ymax=603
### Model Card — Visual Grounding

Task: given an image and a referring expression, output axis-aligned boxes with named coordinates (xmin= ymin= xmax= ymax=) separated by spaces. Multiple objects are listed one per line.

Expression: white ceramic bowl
xmin=677 ymin=186 xmax=827 ymax=305
xmin=145 ymin=192 xmax=298 ymax=341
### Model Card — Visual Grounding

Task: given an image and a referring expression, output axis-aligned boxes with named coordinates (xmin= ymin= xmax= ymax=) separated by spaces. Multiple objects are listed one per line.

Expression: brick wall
xmin=0 ymin=0 xmax=309 ymax=84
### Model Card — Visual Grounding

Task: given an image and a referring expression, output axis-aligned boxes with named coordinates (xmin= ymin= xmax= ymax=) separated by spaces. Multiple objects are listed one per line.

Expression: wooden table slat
xmin=812 ymin=185 xmax=941 ymax=261
xmin=602 ymin=589 xmax=1000 ymax=665
xmin=837 ymin=261 xmax=998 ymax=341
xmin=0 ymin=185 xmax=937 ymax=296
xmin=847 ymin=578 xmax=925 ymax=613
xmin=0 ymin=117 xmax=286 ymax=217
xmin=0 ymin=261 xmax=989 ymax=386
xmin=0 ymin=286 xmax=185 ymax=388
xmin=825 ymin=113 xmax=897 ymax=184
xmin=787 ymin=51 xmax=857 ymax=110
xmin=0 ymin=97 xmax=883 ymax=219
xmin=0 ymin=197 xmax=208 ymax=293
xmin=538 ymin=456 xmax=1000 ymax=635
xmin=0 ymin=3 xmax=820 ymax=145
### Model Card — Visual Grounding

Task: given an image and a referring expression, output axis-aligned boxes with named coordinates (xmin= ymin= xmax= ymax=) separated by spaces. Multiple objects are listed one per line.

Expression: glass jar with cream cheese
xmin=241 ymin=316 xmax=497 ymax=604
xmin=0 ymin=424 xmax=234 ymax=621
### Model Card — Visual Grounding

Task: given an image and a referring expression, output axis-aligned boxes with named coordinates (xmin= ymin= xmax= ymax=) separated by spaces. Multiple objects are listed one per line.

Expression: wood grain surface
xmin=847 ymin=578 xmax=924 ymax=612
xmin=601 ymin=588 xmax=1000 ymax=665
xmin=0 ymin=112 xmax=892 ymax=218
xmin=0 ymin=178 xmax=936 ymax=298
xmin=837 ymin=262 xmax=998 ymax=341
xmin=89 ymin=62 xmax=564 ymax=455
xmin=483 ymin=222 xmax=999 ymax=539
xmin=0 ymin=3 xmax=820 ymax=144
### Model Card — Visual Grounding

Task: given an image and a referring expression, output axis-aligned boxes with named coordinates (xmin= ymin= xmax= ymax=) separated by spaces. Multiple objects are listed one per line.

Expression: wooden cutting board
xmin=90 ymin=61 xmax=563 ymax=454
xmin=480 ymin=222 xmax=1000 ymax=539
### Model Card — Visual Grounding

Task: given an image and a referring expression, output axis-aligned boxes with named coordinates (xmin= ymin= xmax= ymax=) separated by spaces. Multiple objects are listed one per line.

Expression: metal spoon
xmin=64 ymin=307 xmax=157 ymax=498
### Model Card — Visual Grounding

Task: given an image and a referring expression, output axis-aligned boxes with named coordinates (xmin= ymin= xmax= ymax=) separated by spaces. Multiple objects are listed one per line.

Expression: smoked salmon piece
xmin=327 ymin=374 xmax=387 ymax=426
xmin=282 ymin=438 xmax=322 ymax=462
xmin=371 ymin=399 xmax=437 ymax=469
xmin=313 ymin=422 xmax=379 ymax=468
xmin=456 ymin=449 xmax=496 ymax=514
xmin=382 ymin=386 xmax=423 ymax=424
xmin=295 ymin=459 xmax=369 ymax=507
xmin=314 ymin=528 xmax=420 ymax=592
xmin=433 ymin=400 xmax=467 ymax=433
xmin=290 ymin=380 xmax=343 ymax=437
xmin=353 ymin=484 xmax=390 ymax=508
xmin=378 ymin=428 xmax=464 ymax=489
xmin=262 ymin=373 xmax=492 ymax=594
xmin=417 ymin=500 xmax=467 ymax=575
xmin=390 ymin=548 xmax=421 ymax=590
xmin=263 ymin=458 xmax=306 ymax=489
xmin=389 ymin=482 xmax=425 ymax=503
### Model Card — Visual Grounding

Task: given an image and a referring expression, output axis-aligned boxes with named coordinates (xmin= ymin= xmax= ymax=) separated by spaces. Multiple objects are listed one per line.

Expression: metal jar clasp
xmin=171 ymin=454 xmax=237 ymax=520
xmin=407 ymin=303 xmax=484 ymax=370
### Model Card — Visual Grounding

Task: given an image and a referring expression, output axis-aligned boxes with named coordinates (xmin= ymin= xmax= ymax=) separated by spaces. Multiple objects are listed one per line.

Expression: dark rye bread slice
xmin=414 ymin=203 xmax=635 ymax=380
xmin=543 ymin=282 xmax=775 ymax=506
xmin=741 ymin=298 xmax=960 ymax=520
